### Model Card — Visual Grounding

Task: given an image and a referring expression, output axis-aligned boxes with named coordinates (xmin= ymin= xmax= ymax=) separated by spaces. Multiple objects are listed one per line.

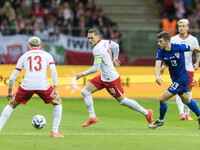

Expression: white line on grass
xmin=0 ymin=133 xmax=200 ymax=136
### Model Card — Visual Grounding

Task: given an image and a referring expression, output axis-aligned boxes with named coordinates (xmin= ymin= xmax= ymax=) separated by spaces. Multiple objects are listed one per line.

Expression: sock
xmin=0 ymin=105 xmax=14 ymax=131
xmin=185 ymin=91 xmax=192 ymax=115
xmin=186 ymin=99 xmax=200 ymax=117
xmin=119 ymin=97 xmax=148 ymax=116
xmin=176 ymin=95 xmax=184 ymax=115
xmin=52 ymin=104 xmax=62 ymax=133
xmin=81 ymin=88 xmax=96 ymax=119
xmin=159 ymin=103 xmax=167 ymax=120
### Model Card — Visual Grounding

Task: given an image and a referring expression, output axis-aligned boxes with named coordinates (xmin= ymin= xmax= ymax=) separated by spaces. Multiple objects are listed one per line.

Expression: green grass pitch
xmin=0 ymin=97 xmax=200 ymax=150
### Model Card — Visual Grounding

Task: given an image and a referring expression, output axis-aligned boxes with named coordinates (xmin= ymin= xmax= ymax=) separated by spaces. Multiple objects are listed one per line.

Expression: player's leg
xmin=0 ymin=86 xmax=33 ymax=132
xmin=37 ymin=86 xmax=64 ymax=137
xmin=185 ymin=89 xmax=193 ymax=120
xmin=0 ymin=99 xmax=20 ymax=131
xmin=179 ymin=92 xmax=200 ymax=129
xmin=185 ymin=72 xmax=194 ymax=120
xmin=81 ymin=81 xmax=100 ymax=127
xmin=176 ymin=95 xmax=185 ymax=120
xmin=50 ymin=95 xmax=64 ymax=137
xmin=179 ymin=92 xmax=200 ymax=118
xmin=148 ymin=90 xmax=174 ymax=129
xmin=116 ymin=94 xmax=153 ymax=124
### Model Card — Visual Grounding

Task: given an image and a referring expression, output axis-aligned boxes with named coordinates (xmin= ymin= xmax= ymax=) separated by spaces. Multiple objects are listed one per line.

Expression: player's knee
xmin=81 ymin=88 xmax=91 ymax=97
xmin=119 ymin=97 xmax=127 ymax=106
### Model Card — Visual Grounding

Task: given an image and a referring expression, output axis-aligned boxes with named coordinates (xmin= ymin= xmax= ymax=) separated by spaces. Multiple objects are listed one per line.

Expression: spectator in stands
xmin=85 ymin=0 xmax=95 ymax=10
xmin=75 ymin=2 xmax=85 ymax=20
xmin=188 ymin=12 xmax=199 ymax=35
xmin=30 ymin=0 xmax=44 ymax=23
xmin=15 ymin=14 xmax=25 ymax=34
xmin=16 ymin=0 xmax=30 ymax=20
xmin=34 ymin=21 xmax=49 ymax=39
xmin=0 ymin=7 xmax=7 ymax=24
xmin=161 ymin=12 xmax=177 ymax=37
xmin=109 ymin=23 xmax=121 ymax=40
xmin=173 ymin=0 xmax=186 ymax=19
xmin=28 ymin=15 xmax=39 ymax=34
xmin=46 ymin=15 xmax=56 ymax=35
xmin=0 ymin=18 xmax=11 ymax=35
xmin=194 ymin=3 xmax=200 ymax=26
xmin=3 ymin=1 xmax=16 ymax=22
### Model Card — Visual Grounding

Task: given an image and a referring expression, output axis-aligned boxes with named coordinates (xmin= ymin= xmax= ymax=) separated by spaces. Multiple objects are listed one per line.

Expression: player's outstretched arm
xmin=75 ymin=62 xmax=101 ymax=80
xmin=190 ymin=46 xmax=200 ymax=52
xmin=50 ymin=85 xmax=58 ymax=99
xmin=155 ymin=60 xmax=163 ymax=85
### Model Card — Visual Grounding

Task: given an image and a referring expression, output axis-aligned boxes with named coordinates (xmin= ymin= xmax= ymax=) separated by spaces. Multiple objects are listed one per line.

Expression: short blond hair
xmin=28 ymin=37 xmax=41 ymax=47
xmin=177 ymin=19 xmax=189 ymax=25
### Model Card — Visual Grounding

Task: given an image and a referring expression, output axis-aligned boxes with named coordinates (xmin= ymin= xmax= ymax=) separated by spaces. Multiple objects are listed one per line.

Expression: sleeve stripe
xmin=49 ymin=62 xmax=55 ymax=65
xmin=15 ymin=68 xmax=22 ymax=71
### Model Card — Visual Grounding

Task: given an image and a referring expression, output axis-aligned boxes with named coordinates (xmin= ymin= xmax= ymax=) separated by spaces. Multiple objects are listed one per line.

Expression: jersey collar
xmin=30 ymin=48 xmax=39 ymax=50
xmin=179 ymin=34 xmax=189 ymax=40
xmin=94 ymin=40 xmax=101 ymax=46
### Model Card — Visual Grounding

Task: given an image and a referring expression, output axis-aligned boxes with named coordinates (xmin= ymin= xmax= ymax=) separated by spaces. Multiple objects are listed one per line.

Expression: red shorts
xmin=188 ymin=71 xmax=194 ymax=88
xmin=13 ymin=86 xmax=54 ymax=104
xmin=90 ymin=75 xmax=124 ymax=98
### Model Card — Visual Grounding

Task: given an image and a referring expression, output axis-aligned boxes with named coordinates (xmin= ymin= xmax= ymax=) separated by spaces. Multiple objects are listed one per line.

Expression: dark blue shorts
xmin=167 ymin=82 xmax=188 ymax=95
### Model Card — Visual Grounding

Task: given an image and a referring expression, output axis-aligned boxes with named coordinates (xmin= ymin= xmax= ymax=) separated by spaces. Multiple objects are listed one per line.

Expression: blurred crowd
xmin=0 ymin=0 xmax=120 ymax=39
xmin=158 ymin=0 xmax=200 ymax=37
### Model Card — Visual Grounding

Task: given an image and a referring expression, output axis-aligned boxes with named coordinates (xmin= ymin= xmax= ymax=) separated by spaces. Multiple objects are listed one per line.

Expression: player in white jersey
xmin=75 ymin=28 xmax=153 ymax=127
xmin=161 ymin=19 xmax=200 ymax=120
xmin=0 ymin=37 xmax=64 ymax=137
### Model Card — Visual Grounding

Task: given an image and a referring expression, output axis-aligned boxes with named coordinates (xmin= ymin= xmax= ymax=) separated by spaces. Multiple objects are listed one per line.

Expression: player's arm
xmin=155 ymin=60 xmax=163 ymax=85
xmin=109 ymin=40 xmax=121 ymax=67
xmin=76 ymin=58 xmax=101 ymax=80
xmin=189 ymin=46 xmax=200 ymax=52
xmin=49 ymin=61 xmax=58 ymax=99
xmin=160 ymin=62 xmax=167 ymax=75
xmin=194 ymin=51 xmax=200 ymax=71
xmin=7 ymin=69 xmax=21 ymax=100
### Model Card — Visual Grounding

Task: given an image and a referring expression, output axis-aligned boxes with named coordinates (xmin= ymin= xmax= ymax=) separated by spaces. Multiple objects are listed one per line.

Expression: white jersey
xmin=15 ymin=48 xmax=55 ymax=90
xmin=93 ymin=40 xmax=119 ymax=82
xmin=170 ymin=34 xmax=199 ymax=71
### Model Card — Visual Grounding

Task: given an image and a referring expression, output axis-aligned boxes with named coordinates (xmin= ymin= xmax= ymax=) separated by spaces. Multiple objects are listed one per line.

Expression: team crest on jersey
xmin=175 ymin=53 xmax=179 ymax=58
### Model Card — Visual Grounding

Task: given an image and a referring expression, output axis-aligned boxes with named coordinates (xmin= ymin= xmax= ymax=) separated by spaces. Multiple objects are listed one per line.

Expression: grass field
xmin=0 ymin=97 xmax=200 ymax=150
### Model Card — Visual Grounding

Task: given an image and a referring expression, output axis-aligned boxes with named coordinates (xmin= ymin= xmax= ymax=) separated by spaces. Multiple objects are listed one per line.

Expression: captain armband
xmin=94 ymin=57 xmax=102 ymax=63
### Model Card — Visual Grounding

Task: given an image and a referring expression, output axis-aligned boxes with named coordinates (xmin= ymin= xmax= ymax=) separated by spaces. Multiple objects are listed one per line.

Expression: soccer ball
xmin=32 ymin=115 xmax=46 ymax=129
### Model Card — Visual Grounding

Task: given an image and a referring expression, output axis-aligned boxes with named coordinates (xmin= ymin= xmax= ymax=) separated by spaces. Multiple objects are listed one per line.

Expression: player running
xmin=161 ymin=19 xmax=200 ymax=120
xmin=75 ymin=28 xmax=153 ymax=127
xmin=148 ymin=31 xmax=200 ymax=129
xmin=0 ymin=37 xmax=64 ymax=137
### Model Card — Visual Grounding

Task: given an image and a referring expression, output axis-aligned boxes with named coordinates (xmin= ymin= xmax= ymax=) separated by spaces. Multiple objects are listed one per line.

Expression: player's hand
xmin=160 ymin=67 xmax=165 ymax=75
xmin=194 ymin=63 xmax=199 ymax=71
xmin=6 ymin=93 xmax=12 ymax=101
xmin=50 ymin=89 xmax=58 ymax=99
xmin=113 ymin=59 xmax=121 ymax=67
xmin=75 ymin=73 xmax=83 ymax=80
xmin=156 ymin=77 xmax=163 ymax=85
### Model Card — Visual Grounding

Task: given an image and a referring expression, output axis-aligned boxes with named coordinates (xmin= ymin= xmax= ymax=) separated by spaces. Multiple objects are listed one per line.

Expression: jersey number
xmin=171 ymin=60 xmax=177 ymax=66
xmin=27 ymin=56 xmax=42 ymax=71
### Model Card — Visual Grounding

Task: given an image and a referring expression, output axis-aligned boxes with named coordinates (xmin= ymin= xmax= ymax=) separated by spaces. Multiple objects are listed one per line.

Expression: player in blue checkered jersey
xmin=148 ymin=31 xmax=200 ymax=129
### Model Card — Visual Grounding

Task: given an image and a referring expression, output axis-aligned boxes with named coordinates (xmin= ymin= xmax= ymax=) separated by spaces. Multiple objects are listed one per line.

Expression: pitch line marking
xmin=0 ymin=133 xmax=200 ymax=136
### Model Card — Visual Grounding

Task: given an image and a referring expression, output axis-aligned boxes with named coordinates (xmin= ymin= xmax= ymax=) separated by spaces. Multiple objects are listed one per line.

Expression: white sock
xmin=0 ymin=105 xmax=14 ymax=131
xmin=81 ymin=88 xmax=96 ymax=119
xmin=119 ymin=97 xmax=148 ymax=116
xmin=52 ymin=104 xmax=62 ymax=133
xmin=185 ymin=91 xmax=192 ymax=115
xmin=176 ymin=95 xmax=184 ymax=115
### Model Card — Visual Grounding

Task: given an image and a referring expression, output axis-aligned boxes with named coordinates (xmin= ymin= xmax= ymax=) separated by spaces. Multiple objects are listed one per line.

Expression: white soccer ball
xmin=32 ymin=115 xmax=46 ymax=129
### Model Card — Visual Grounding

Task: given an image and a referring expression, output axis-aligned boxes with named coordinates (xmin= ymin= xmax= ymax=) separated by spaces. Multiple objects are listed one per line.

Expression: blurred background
xmin=1 ymin=0 xmax=200 ymax=65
